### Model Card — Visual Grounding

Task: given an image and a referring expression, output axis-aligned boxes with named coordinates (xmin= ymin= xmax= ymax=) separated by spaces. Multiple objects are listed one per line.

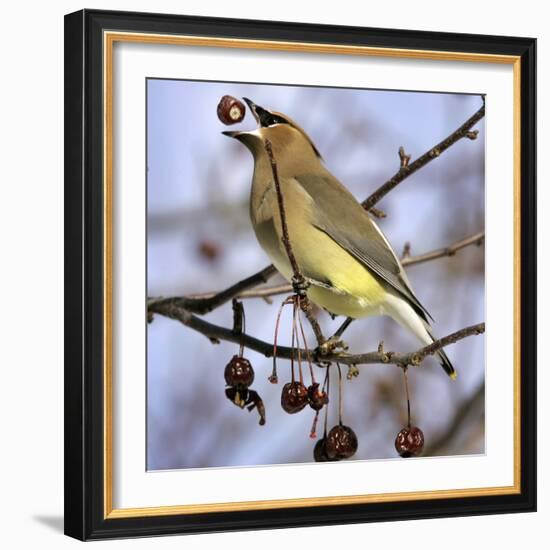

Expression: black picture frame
xmin=64 ymin=8 xmax=536 ymax=541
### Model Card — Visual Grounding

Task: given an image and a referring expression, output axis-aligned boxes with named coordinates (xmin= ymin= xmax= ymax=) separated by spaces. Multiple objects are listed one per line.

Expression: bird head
xmin=222 ymin=98 xmax=322 ymax=162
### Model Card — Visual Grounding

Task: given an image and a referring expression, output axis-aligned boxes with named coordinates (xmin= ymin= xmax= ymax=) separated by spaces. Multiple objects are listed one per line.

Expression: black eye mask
xmin=256 ymin=106 xmax=288 ymax=127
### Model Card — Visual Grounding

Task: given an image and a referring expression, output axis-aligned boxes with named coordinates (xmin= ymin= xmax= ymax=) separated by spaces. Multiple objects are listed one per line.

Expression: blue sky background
xmin=147 ymin=79 xmax=485 ymax=470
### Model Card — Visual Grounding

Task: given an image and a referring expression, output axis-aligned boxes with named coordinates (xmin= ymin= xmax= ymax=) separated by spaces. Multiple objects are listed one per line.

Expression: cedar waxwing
xmin=223 ymin=98 xmax=455 ymax=378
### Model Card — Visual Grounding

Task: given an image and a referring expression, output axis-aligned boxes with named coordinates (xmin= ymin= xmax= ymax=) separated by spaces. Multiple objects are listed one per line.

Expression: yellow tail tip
xmin=450 ymin=371 xmax=458 ymax=380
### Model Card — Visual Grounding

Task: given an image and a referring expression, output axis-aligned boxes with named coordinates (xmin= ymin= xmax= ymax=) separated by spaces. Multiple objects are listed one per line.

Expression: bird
xmin=223 ymin=97 xmax=455 ymax=378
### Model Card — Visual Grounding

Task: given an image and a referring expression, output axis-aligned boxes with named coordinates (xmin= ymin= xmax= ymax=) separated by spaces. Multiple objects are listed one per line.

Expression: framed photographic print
xmin=64 ymin=9 xmax=536 ymax=540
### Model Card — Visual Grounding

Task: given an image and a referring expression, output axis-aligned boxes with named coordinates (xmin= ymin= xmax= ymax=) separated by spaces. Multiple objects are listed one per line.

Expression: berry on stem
xmin=224 ymin=355 xmax=254 ymax=389
xmin=307 ymin=383 xmax=328 ymax=411
xmin=314 ymin=437 xmax=340 ymax=462
xmin=281 ymin=381 xmax=308 ymax=414
xmin=395 ymin=426 xmax=424 ymax=458
xmin=325 ymin=424 xmax=358 ymax=459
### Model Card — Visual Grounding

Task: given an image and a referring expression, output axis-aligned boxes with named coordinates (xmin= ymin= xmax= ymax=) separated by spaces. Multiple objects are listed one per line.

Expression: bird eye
xmin=258 ymin=108 xmax=287 ymax=127
xmin=270 ymin=115 xmax=288 ymax=126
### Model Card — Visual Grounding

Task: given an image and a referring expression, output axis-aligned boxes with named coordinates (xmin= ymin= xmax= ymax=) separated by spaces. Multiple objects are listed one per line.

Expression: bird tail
xmin=432 ymin=337 xmax=456 ymax=379
xmin=384 ymin=294 xmax=456 ymax=379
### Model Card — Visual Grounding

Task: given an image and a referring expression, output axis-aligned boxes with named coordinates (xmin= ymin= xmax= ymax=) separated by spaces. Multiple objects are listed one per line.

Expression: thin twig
xmin=149 ymin=103 xmax=485 ymax=315
xmin=264 ymin=139 xmax=326 ymax=345
xmin=148 ymin=104 xmax=486 ymax=370
xmin=318 ymin=230 xmax=484 ymax=346
xmin=147 ymin=264 xmax=277 ymax=314
xmin=362 ymin=100 xmax=485 ymax=210
xmin=148 ymin=298 xmax=485 ymax=368
xmin=369 ymin=206 xmax=387 ymax=219
xmin=401 ymin=231 xmax=485 ymax=267
xmin=398 ymin=146 xmax=411 ymax=168
xmin=264 ymin=140 xmax=302 ymax=280
xmin=300 ymin=300 xmax=326 ymax=346
xmin=150 ymin=231 xmax=485 ymax=305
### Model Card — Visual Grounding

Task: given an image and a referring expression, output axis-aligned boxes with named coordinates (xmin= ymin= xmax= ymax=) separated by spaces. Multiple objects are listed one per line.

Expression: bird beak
xmin=222 ymin=97 xmax=263 ymax=140
xmin=222 ymin=129 xmax=261 ymax=143
xmin=222 ymin=130 xmax=242 ymax=139
xmin=243 ymin=97 xmax=261 ymax=124
xmin=222 ymin=97 xmax=268 ymax=141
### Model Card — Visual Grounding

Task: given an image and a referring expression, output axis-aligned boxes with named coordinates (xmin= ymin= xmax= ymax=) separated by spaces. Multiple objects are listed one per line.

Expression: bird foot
xmin=291 ymin=275 xmax=310 ymax=297
xmin=317 ymin=336 xmax=349 ymax=356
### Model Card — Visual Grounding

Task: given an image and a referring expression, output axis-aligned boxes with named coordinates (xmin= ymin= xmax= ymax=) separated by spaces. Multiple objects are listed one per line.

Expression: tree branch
xmin=402 ymin=231 xmax=485 ymax=267
xmin=149 ymin=103 xmax=484 ymax=315
xmin=148 ymin=103 xmax=486 ymax=371
xmin=361 ymin=99 xmax=485 ymax=210
xmin=319 ymin=229 xmax=485 ymax=347
xmin=148 ymin=296 xmax=484 ymax=368
xmin=264 ymin=139 xmax=326 ymax=345
xmin=255 ymin=230 xmax=485 ymax=300
xmin=150 ymin=231 xmax=484 ymax=305
xmin=264 ymin=140 xmax=302 ymax=284
xmin=147 ymin=264 xmax=277 ymax=314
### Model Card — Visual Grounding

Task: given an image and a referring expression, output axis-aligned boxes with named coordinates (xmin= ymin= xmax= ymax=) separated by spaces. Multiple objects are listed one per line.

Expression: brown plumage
xmin=223 ymin=98 xmax=455 ymax=378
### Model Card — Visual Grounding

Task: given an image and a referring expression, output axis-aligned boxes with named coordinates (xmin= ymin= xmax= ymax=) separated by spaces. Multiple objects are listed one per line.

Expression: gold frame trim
xmin=103 ymin=31 xmax=522 ymax=519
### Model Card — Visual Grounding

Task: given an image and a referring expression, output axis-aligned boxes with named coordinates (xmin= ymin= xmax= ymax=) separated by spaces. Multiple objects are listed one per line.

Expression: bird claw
xmin=317 ymin=336 xmax=348 ymax=356
xmin=291 ymin=276 xmax=310 ymax=297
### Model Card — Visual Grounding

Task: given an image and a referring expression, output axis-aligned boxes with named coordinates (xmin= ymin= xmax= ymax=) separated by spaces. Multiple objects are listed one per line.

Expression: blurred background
xmin=146 ymin=79 xmax=485 ymax=470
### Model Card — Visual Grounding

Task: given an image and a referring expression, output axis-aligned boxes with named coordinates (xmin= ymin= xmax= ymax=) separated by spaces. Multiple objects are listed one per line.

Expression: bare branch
xmin=235 ymin=284 xmax=295 ymax=300
xmin=362 ymin=100 xmax=485 ymax=211
xmin=398 ymin=146 xmax=411 ymax=168
xmin=148 ymin=297 xmax=484 ymax=368
xmin=369 ymin=206 xmax=387 ymax=219
xmin=401 ymin=231 xmax=485 ymax=267
xmin=150 ymin=231 xmax=485 ymax=305
xmin=326 ymin=323 xmax=485 ymax=366
xmin=149 ymin=103 xmax=485 ymax=317
xmin=264 ymin=139 xmax=326 ymax=345
xmin=147 ymin=264 xmax=277 ymax=314
xmin=402 ymin=241 xmax=411 ymax=259
xmin=264 ymin=140 xmax=302 ymax=285
xmin=391 ymin=323 xmax=485 ymax=365
xmin=182 ymin=283 xmax=293 ymax=302
xmin=148 ymin=104 xmax=486 ymax=372
xmin=319 ymin=230 xmax=485 ymax=346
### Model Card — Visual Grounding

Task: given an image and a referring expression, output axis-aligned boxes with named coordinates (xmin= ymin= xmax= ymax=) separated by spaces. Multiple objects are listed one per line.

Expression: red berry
xmin=313 ymin=437 xmax=340 ymax=462
xmin=307 ymin=383 xmax=328 ymax=411
xmin=325 ymin=425 xmax=358 ymax=459
xmin=281 ymin=381 xmax=308 ymax=414
xmin=217 ymin=95 xmax=245 ymax=125
xmin=224 ymin=355 xmax=254 ymax=389
xmin=395 ymin=426 xmax=424 ymax=458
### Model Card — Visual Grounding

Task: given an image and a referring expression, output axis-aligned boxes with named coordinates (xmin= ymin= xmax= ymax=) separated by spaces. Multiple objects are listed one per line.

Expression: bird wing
xmin=294 ymin=173 xmax=433 ymax=323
